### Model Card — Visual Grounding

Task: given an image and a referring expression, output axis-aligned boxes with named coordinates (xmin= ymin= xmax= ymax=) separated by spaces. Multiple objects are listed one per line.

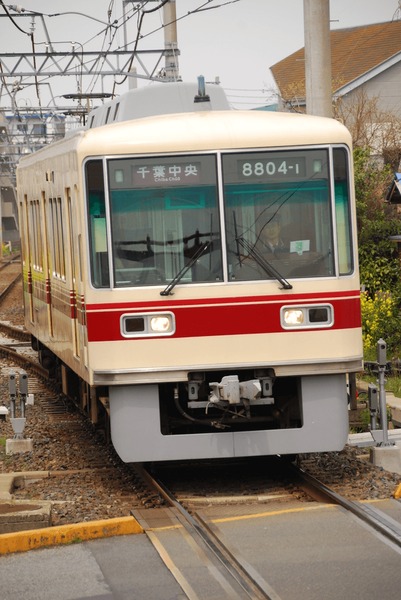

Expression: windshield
xmin=107 ymin=155 xmax=223 ymax=287
xmin=223 ymin=150 xmax=335 ymax=282
xmin=86 ymin=147 xmax=353 ymax=288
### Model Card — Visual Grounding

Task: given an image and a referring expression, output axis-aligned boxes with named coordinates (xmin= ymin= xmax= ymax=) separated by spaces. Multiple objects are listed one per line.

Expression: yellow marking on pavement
xmin=211 ymin=503 xmax=335 ymax=524
xmin=0 ymin=516 xmax=143 ymax=555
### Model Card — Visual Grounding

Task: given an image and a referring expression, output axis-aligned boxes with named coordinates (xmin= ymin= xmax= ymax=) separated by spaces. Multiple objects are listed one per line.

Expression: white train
xmin=17 ymin=81 xmax=363 ymax=462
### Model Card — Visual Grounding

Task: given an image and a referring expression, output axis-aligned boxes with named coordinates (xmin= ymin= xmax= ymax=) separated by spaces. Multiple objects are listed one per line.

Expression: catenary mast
xmin=303 ymin=0 xmax=332 ymax=117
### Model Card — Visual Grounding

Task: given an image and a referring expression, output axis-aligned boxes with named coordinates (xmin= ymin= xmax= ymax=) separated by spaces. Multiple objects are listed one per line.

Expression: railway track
xmin=135 ymin=463 xmax=280 ymax=600
xmin=0 ymin=262 xmax=34 ymax=373
xmin=132 ymin=457 xmax=401 ymax=600
xmin=0 ymin=258 xmax=22 ymax=301
xmin=0 ymin=343 xmax=49 ymax=379
xmin=292 ymin=463 xmax=401 ymax=548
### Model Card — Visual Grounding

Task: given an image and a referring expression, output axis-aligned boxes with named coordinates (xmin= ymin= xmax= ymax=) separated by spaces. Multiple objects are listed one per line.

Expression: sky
xmin=0 ymin=0 xmax=399 ymax=111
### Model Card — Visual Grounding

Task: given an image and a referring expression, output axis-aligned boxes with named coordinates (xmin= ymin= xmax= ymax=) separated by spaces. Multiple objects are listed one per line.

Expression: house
xmin=270 ymin=20 xmax=401 ymax=117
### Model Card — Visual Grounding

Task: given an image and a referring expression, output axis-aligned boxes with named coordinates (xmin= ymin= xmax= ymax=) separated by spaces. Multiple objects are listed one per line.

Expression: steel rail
xmin=138 ymin=464 xmax=282 ymax=600
xmin=0 ymin=322 xmax=31 ymax=342
xmin=0 ymin=272 xmax=22 ymax=303
xmin=0 ymin=343 xmax=49 ymax=379
xmin=0 ymin=255 xmax=21 ymax=271
xmin=291 ymin=463 xmax=401 ymax=548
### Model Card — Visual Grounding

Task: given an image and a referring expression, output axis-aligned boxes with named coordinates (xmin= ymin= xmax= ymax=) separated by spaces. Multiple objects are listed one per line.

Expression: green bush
xmin=354 ymin=146 xmax=401 ymax=360
xmin=358 ymin=218 xmax=401 ymax=296
xmin=360 ymin=290 xmax=401 ymax=360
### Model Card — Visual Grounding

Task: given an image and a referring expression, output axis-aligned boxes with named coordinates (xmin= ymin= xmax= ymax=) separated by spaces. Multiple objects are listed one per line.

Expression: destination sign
xmin=131 ymin=162 xmax=201 ymax=187
xmin=109 ymin=155 xmax=217 ymax=190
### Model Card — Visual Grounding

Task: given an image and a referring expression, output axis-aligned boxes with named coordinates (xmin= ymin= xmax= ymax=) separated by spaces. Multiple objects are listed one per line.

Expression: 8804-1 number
xmin=241 ymin=160 xmax=302 ymax=177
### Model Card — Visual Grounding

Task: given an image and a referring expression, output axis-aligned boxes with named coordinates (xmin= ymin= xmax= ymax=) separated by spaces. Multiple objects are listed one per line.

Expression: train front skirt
xmin=109 ymin=373 xmax=349 ymax=462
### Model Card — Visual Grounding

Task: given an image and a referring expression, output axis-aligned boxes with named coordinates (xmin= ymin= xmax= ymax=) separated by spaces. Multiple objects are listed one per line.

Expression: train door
xmin=22 ymin=196 xmax=34 ymax=323
xmin=42 ymin=194 xmax=54 ymax=337
xmin=67 ymin=186 xmax=85 ymax=361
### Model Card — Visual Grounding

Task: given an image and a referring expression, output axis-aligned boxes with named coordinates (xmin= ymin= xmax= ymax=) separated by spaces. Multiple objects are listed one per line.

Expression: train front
xmin=83 ymin=117 xmax=363 ymax=462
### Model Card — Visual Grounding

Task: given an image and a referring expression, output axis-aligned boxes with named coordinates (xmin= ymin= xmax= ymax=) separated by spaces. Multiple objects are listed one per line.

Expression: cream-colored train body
xmin=17 ymin=81 xmax=363 ymax=462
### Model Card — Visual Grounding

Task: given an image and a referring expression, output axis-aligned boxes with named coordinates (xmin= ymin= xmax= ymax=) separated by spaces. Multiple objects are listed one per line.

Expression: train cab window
xmin=222 ymin=149 xmax=336 ymax=282
xmin=85 ymin=160 xmax=110 ymax=288
xmin=333 ymin=147 xmax=353 ymax=275
xmin=107 ymin=154 xmax=223 ymax=288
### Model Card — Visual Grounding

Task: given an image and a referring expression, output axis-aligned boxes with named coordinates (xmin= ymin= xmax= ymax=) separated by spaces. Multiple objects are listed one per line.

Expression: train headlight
xmin=283 ymin=309 xmax=304 ymax=325
xmin=121 ymin=312 xmax=175 ymax=337
xmin=150 ymin=315 xmax=172 ymax=333
xmin=280 ymin=304 xmax=333 ymax=329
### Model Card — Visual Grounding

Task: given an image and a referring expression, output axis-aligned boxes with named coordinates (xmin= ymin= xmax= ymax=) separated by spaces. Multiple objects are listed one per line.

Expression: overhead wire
xmin=112 ymin=0 xmax=170 ymax=93
xmin=1 ymin=0 xmax=121 ymax=106
xmin=82 ymin=0 xmax=120 ymax=93
xmin=2 ymin=3 xmax=125 ymax=106
xmin=31 ymin=2 xmax=142 ymax=96
xmin=110 ymin=0 xmax=243 ymax=91
xmin=1 ymin=0 xmax=249 ymax=110
xmin=120 ymin=0 xmax=240 ymax=48
xmin=225 ymin=88 xmax=276 ymax=99
xmin=0 ymin=0 xmax=43 ymax=114
xmin=86 ymin=21 xmax=120 ymax=94
xmin=8 ymin=2 xmax=146 ymax=99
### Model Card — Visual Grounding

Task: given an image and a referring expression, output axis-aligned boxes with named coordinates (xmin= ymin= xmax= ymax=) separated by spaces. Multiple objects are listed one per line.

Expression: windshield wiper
xmin=160 ymin=241 xmax=211 ymax=296
xmin=236 ymin=237 xmax=292 ymax=290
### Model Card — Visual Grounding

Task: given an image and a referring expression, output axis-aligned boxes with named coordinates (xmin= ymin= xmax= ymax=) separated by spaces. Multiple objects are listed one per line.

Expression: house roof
xmin=271 ymin=20 xmax=401 ymax=100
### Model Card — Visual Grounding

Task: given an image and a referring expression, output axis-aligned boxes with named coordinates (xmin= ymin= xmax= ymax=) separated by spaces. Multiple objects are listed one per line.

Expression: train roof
xmin=86 ymin=80 xmax=230 ymax=128
xmin=79 ymin=109 xmax=352 ymax=155
xmin=17 ymin=84 xmax=352 ymax=169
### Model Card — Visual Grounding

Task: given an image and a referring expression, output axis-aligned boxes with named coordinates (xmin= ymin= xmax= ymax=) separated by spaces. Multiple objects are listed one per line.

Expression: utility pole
xmin=163 ymin=0 xmax=180 ymax=81
xmin=303 ymin=0 xmax=332 ymax=117
xmin=122 ymin=0 xmax=180 ymax=82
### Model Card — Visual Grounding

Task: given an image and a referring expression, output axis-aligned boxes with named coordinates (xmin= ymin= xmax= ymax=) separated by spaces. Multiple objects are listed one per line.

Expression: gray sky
xmin=0 ymin=0 xmax=399 ymax=110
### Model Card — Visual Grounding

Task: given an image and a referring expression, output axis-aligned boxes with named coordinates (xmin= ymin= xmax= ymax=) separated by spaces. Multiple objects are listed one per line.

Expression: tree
xmin=352 ymin=144 xmax=401 ymax=358
xmin=334 ymin=89 xmax=401 ymax=160
xmin=334 ymin=89 xmax=401 ymax=356
xmin=334 ymin=91 xmax=401 ymax=296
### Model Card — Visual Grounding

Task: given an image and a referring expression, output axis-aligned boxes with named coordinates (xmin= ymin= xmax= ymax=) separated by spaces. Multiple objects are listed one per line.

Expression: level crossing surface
xmin=2 ymin=498 xmax=401 ymax=600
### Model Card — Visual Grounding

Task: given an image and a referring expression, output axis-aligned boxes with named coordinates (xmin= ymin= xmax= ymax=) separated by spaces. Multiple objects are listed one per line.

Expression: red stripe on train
xmin=86 ymin=295 xmax=361 ymax=342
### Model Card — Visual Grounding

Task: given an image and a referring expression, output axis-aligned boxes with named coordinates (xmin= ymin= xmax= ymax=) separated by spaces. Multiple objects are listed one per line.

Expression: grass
xmin=359 ymin=371 xmax=401 ymax=397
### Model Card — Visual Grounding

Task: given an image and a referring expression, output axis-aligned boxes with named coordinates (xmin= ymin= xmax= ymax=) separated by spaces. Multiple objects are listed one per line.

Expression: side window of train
xmin=85 ymin=160 xmax=110 ymax=288
xmin=333 ymin=147 xmax=353 ymax=275
xmin=29 ymin=200 xmax=43 ymax=271
xmin=49 ymin=197 xmax=66 ymax=280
